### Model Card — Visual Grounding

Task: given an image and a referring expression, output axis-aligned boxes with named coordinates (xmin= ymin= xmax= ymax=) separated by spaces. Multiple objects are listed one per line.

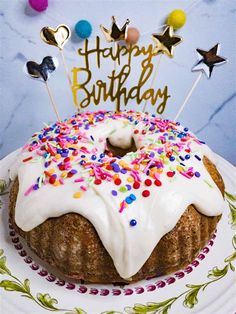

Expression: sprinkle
xmin=195 ymin=171 xmax=201 ymax=177
xmin=194 ymin=155 xmax=201 ymax=161
xmin=130 ymin=219 xmax=137 ymax=226
xmin=49 ymin=175 xmax=56 ymax=184
xmin=126 ymin=184 xmax=131 ymax=190
xmin=74 ymin=178 xmax=84 ymax=183
xmin=144 ymin=179 xmax=152 ymax=186
xmin=80 ymin=185 xmax=87 ymax=191
xmin=114 ymin=178 xmax=121 ymax=185
xmin=73 ymin=191 xmax=82 ymax=198
xmin=130 ymin=194 xmax=136 ymax=201
xmin=142 ymin=190 xmax=150 ymax=197
xmin=119 ymin=186 xmax=127 ymax=193
xmin=22 ymin=156 xmax=33 ymax=163
xmin=154 ymin=179 xmax=162 ymax=186
xmin=119 ymin=200 xmax=126 ymax=213
xmin=180 ymin=172 xmax=191 ymax=179
xmin=94 ymin=179 xmax=102 ymax=185
xmin=167 ymin=171 xmax=175 ymax=178
xmin=111 ymin=190 xmax=118 ymax=196
xmin=24 ymin=184 xmax=34 ymax=196
xmin=125 ymin=197 xmax=132 ymax=204
xmin=133 ymin=181 xmax=140 ymax=189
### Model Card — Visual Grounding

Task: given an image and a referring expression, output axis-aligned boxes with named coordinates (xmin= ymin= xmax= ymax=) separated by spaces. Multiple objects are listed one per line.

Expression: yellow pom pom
xmin=167 ymin=9 xmax=186 ymax=30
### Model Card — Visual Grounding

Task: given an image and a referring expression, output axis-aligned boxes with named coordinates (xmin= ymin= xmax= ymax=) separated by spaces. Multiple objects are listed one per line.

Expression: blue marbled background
xmin=0 ymin=0 xmax=235 ymax=164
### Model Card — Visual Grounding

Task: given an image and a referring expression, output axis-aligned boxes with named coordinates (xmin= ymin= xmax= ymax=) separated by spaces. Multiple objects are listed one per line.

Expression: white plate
xmin=0 ymin=152 xmax=235 ymax=314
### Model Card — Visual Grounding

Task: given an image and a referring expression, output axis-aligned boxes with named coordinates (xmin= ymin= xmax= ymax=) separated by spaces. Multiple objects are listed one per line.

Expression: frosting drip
xmin=10 ymin=111 xmax=224 ymax=279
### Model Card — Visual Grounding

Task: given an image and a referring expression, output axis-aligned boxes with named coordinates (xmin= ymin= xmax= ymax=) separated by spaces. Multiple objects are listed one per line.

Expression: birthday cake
xmin=8 ymin=110 xmax=225 ymax=283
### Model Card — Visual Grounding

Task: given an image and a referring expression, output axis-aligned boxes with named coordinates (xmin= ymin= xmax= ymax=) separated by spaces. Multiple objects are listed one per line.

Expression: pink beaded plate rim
xmin=9 ymin=220 xmax=217 ymax=297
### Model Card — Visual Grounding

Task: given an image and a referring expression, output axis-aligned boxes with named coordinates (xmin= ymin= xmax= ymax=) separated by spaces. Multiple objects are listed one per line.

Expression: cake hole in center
xmin=105 ymin=138 xmax=137 ymax=157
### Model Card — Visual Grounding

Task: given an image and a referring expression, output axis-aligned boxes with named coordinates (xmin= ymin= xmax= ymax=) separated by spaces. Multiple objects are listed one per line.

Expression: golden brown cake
xmin=8 ymin=111 xmax=225 ymax=283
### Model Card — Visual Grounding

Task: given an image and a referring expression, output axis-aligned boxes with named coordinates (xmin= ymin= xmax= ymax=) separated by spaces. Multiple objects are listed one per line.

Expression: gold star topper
xmin=192 ymin=43 xmax=227 ymax=78
xmin=152 ymin=26 xmax=182 ymax=58
xmin=100 ymin=16 xmax=130 ymax=42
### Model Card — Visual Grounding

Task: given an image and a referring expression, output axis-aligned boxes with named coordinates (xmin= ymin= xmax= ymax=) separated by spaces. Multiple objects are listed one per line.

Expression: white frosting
xmin=9 ymin=111 xmax=224 ymax=279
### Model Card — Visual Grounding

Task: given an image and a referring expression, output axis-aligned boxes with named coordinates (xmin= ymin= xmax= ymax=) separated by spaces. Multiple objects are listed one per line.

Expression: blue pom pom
xmin=75 ymin=20 xmax=92 ymax=39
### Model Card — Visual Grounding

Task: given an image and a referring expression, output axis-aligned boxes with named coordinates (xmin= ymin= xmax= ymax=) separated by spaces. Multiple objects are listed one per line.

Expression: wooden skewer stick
xmin=59 ymin=49 xmax=79 ymax=112
xmin=174 ymin=72 xmax=203 ymax=122
xmin=59 ymin=49 xmax=72 ymax=86
xmin=142 ymin=54 xmax=163 ymax=113
xmin=45 ymin=82 xmax=61 ymax=122
xmin=113 ymin=42 xmax=119 ymax=112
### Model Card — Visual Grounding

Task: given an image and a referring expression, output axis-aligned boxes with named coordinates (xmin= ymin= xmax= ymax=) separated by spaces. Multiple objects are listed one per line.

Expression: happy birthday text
xmin=72 ymin=36 xmax=170 ymax=112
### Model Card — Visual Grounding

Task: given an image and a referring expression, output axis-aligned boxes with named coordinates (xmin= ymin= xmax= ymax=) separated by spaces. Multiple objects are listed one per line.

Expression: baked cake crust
xmin=9 ymin=156 xmax=224 ymax=283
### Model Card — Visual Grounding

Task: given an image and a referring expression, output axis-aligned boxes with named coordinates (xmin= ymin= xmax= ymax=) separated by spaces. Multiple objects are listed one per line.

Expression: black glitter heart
xmin=26 ymin=56 xmax=57 ymax=82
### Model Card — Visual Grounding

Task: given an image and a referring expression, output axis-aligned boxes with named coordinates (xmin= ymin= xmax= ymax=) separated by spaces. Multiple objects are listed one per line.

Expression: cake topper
xmin=143 ymin=26 xmax=182 ymax=112
xmin=100 ymin=16 xmax=130 ymax=42
xmin=174 ymin=44 xmax=227 ymax=122
xmin=100 ymin=16 xmax=130 ymax=112
xmin=25 ymin=56 xmax=58 ymax=82
xmin=72 ymin=36 xmax=170 ymax=114
xmin=40 ymin=24 xmax=76 ymax=110
xmin=25 ymin=56 xmax=61 ymax=122
xmin=152 ymin=26 xmax=182 ymax=58
xmin=40 ymin=24 xmax=71 ymax=49
xmin=192 ymin=43 xmax=227 ymax=78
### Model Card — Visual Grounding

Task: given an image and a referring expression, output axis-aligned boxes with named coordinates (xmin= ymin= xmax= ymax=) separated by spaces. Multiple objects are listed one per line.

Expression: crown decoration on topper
xmin=24 ymin=56 xmax=61 ymax=121
xmin=100 ymin=16 xmax=130 ymax=42
xmin=174 ymin=43 xmax=227 ymax=122
xmin=100 ymin=16 xmax=130 ymax=112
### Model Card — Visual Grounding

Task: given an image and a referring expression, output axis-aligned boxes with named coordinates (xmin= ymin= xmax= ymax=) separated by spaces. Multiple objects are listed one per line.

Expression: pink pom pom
xmin=28 ymin=0 xmax=48 ymax=12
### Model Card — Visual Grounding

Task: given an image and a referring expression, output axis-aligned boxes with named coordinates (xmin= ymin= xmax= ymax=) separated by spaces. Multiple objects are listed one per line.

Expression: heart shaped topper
xmin=40 ymin=24 xmax=71 ymax=49
xmin=25 ymin=56 xmax=58 ymax=82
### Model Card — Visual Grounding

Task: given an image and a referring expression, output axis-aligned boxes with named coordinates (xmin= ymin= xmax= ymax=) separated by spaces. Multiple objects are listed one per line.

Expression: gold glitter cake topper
xmin=72 ymin=35 xmax=171 ymax=113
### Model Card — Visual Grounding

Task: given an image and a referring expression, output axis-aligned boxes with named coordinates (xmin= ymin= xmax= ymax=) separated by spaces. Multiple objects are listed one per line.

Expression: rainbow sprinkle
xmin=21 ymin=110 xmax=205 ymax=225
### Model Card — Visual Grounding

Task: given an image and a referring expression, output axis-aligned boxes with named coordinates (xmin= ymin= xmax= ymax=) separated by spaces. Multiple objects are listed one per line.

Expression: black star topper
xmin=100 ymin=16 xmax=130 ymax=42
xmin=152 ymin=26 xmax=182 ymax=58
xmin=192 ymin=44 xmax=227 ymax=78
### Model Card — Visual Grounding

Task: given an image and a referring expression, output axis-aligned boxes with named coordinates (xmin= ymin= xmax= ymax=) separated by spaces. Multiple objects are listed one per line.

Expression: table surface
xmin=0 ymin=0 xmax=235 ymax=164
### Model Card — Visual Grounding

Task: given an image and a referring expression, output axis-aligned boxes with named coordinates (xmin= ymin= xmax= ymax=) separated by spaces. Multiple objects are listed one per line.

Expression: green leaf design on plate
xmin=0 ymin=179 xmax=7 ymax=193
xmin=0 ymin=256 xmax=11 ymax=275
xmin=0 ymin=279 xmax=28 ymax=293
xmin=225 ymin=191 xmax=236 ymax=228
xmin=183 ymin=285 xmax=203 ymax=309
xmin=225 ymin=191 xmax=236 ymax=202
xmin=125 ymin=298 xmax=177 ymax=314
xmin=207 ymin=265 xmax=228 ymax=279
xmin=0 ymin=179 xmax=10 ymax=196
xmin=36 ymin=293 xmax=59 ymax=311
xmin=101 ymin=311 xmax=123 ymax=314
